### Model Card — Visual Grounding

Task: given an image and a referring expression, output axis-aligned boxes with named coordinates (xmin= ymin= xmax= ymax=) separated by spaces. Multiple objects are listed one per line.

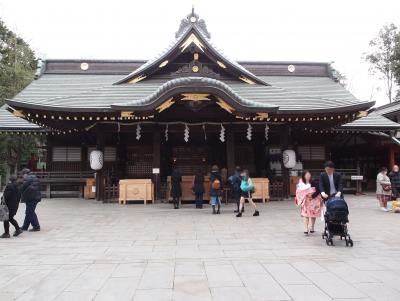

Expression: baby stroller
xmin=322 ymin=197 xmax=353 ymax=247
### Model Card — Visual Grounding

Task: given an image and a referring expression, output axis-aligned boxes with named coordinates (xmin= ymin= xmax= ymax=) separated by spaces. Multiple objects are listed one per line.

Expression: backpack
xmin=212 ymin=179 xmax=221 ymax=190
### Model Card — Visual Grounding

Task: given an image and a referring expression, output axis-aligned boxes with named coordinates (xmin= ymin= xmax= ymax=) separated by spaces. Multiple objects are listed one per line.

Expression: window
xmin=52 ymin=147 xmax=81 ymax=162
xmin=298 ymin=146 xmax=325 ymax=161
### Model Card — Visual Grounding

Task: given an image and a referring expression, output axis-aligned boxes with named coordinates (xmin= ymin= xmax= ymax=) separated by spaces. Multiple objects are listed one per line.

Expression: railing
xmin=33 ymin=171 xmax=94 ymax=181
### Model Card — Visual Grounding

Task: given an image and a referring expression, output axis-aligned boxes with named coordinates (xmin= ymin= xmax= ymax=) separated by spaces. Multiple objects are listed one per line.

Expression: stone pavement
xmin=0 ymin=194 xmax=399 ymax=301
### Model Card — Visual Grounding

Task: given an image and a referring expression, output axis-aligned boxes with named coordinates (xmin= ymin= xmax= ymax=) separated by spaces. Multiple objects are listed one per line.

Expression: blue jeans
xmin=22 ymin=201 xmax=40 ymax=230
xmin=195 ymin=193 xmax=203 ymax=208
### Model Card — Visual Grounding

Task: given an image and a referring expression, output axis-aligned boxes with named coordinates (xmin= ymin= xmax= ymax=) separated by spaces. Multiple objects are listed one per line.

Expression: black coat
xmin=230 ymin=172 xmax=242 ymax=198
xmin=3 ymin=182 xmax=20 ymax=216
xmin=319 ymin=172 xmax=343 ymax=198
xmin=20 ymin=174 xmax=42 ymax=203
xmin=193 ymin=174 xmax=205 ymax=194
xmin=170 ymin=170 xmax=182 ymax=198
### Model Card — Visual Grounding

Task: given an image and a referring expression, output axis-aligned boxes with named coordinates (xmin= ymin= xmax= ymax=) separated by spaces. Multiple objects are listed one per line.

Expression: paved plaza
xmin=0 ymin=194 xmax=399 ymax=301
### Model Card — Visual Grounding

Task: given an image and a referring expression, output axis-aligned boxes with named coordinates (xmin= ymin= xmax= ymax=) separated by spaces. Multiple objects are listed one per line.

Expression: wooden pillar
xmin=226 ymin=128 xmax=235 ymax=175
xmin=389 ymin=145 xmax=396 ymax=169
xmin=280 ymin=124 xmax=290 ymax=199
xmin=95 ymin=126 xmax=105 ymax=202
xmin=153 ymin=128 xmax=161 ymax=201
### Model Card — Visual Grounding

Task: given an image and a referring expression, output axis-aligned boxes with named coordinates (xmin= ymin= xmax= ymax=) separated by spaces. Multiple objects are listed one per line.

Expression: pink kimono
xmin=295 ymin=181 xmax=321 ymax=218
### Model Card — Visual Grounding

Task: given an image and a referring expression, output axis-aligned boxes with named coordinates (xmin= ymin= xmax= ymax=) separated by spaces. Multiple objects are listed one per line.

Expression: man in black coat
xmin=20 ymin=169 xmax=41 ymax=232
xmin=229 ymin=166 xmax=243 ymax=213
xmin=1 ymin=176 xmax=23 ymax=238
xmin=319 ymin=161 xmax=343 ymax=200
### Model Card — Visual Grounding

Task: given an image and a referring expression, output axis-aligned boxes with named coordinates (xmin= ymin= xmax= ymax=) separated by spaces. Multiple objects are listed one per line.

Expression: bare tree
xmin=364 ymin=23 xmax=399 ymax=103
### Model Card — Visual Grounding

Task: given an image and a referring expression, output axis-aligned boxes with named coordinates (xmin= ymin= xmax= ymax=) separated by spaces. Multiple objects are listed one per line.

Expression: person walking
xmin=1 ymin=176 xmax=23 ymax=238
xmin=193 ymin=170 xmax=205 ymax=209
xmin=376 ymin=167 xmax=392 ymax=212
xmin=295 ymin=171 xmax=321 ymax=235
xmin=388 ymin=165 xmax=400 ymax=199
xmin=229 ymin=166 xmax=243 ymax=213
xmin=20 ymin=169 xmax=41 ymax=232
xmin=236 ymin=169 xmax=259 ymax=217
xmin=210 ymin=165 xmax=222 ymax=214
xmin=319 ymin=161 xmax=343 ymax=200
xmin=171 ymin=168 xmax=182 ymax=209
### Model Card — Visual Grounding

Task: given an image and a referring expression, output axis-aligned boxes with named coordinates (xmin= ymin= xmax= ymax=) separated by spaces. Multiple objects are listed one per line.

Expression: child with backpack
xmin=236 ymin=169 xmax=259 ymax=217
xmin=210 ymin=165 xmax=222 ymax=214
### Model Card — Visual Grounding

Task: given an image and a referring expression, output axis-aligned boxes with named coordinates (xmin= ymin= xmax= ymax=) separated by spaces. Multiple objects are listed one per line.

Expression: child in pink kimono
xmin=295 ymin=170 xmax=322 ymax=235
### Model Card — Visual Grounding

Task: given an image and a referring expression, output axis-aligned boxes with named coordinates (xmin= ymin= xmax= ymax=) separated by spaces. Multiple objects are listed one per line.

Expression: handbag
xmin=0 ymin=196 xmax=9 ymax=222
xmin=381 ymin=184 xmax=392 ymax=192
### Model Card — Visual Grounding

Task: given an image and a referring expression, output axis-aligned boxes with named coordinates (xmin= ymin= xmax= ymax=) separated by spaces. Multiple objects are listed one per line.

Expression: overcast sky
xmin=1 ymin=0 xmax=399 ymax=106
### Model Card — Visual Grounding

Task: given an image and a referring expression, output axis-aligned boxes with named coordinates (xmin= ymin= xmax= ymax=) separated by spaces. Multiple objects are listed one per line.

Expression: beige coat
xmin=376 ymin=172 xmax=391 ymax=195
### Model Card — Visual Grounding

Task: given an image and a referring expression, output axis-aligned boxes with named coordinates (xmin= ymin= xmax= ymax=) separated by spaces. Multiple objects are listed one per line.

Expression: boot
xmin=217 ymin=205 xmax=220 ymax=214
xmin=253 ymin=210 xmax=259 ymax=216
xmin=236 ymin=212 xmax=242 ymax=217
xmin=212 ymin=205 xmax=216 ymax=214
xmin=0 ymin=233 xmax=10 ymax=238
xmin=234 ymin=202 xmax=240 ymax=213
xmin=13 ymin=229 xmax=23 ymax=237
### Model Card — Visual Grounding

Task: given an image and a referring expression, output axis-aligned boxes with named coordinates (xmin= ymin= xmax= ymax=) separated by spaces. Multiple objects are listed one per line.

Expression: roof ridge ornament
xmin=175 ymin=8 xmax=211 ymax=39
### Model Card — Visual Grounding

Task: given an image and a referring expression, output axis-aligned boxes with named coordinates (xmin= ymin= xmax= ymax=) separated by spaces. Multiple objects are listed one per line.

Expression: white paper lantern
xmin=90 ymin=150 xmax=104 ymax=170
xmin=282 ymin=150 xmax=296 ymax=169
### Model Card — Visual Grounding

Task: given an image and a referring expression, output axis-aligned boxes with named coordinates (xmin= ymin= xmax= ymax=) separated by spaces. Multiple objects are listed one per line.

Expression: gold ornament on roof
xmin=156 ymin=97 xmax=175 ymax=113
xmin=181 ymin=93 xmax=210 ymax=101
xmin=216 ymin=98 xmax=235 ymax=114
xmin=128 ymin=74 xmax=146 ymax=84
xmin=13 ymin=110 xmax=25 ymax=118
xmin=159 ymin=60 xmax=169 ymax=68
xmin=217 ymin=61 xmax=226 ymax=69
xmin=121 ymin=111 xmax=134 ymax=118
xmin=180 ymin=33 xmax=206 ymax=52
xmin=256 ymin=113 xmax=269 ymax=120
xmin=357 ymin=111 xmax=368 ymax=118
xmin=239 ymin=76 xmax=255 ymax=85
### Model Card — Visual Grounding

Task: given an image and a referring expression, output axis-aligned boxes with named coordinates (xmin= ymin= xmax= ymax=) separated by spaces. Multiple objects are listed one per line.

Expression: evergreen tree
xmin=0 ymin=18 xmax=38 ymax=181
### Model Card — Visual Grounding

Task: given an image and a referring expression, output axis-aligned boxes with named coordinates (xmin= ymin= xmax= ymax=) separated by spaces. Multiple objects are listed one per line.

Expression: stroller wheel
xmin=326 ymin=238 xmax=333 ymax=246
xmin=347 ymin=239 xmax=354 ymax=247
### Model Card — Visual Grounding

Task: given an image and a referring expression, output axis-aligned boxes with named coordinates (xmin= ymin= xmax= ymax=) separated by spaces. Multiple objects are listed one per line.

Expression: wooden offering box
xmin=119 ymin=179 xmax=154 ymax=205
xmin=251 ymin=178 xmax=270 ymax=203
xmin=84 ymin=178 xmax=96 ymax=199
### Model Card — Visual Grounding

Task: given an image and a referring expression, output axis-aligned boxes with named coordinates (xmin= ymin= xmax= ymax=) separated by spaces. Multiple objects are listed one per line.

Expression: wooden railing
xmin=33 ymin=171 xmax=94 ymax=181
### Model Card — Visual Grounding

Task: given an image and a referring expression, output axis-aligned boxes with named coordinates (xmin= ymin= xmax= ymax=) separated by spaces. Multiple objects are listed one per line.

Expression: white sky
xmin=0 ymin=0 xmax=399 ymax=106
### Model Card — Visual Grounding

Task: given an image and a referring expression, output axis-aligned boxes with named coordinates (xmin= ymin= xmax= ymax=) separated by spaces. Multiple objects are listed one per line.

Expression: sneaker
xmin=381 ymin=207 xmax=389 ymax=212
xmin=253 ymin=210 xmax=259 ymax=216
xmin=28 ymin=228 xmax=40 ymax=232
xmin=236 ymin=212 xmax=242 ymax=217
xmin=13 ymin=229 xmax=23 ymax=237
xmin=0 ymin=233 xmax=10 ymax=238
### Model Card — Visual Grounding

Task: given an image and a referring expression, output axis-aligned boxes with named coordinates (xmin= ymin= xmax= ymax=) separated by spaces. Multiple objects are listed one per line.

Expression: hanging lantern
xmin=90 ymin=150 xmax=104 ymax=170
xmin=246 ymin=123 xmax=252 ymax=141
xmin=282 ymin=150 xmax=296 ymax=169
xmin=219 ymin=124 xmax=225 ymax=142
xmin=184 ymin=124 xmax=189 ymax=142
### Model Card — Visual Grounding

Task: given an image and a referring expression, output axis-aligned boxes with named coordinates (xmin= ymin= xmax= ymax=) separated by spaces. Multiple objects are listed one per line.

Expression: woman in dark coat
xmin=193 ymin=170 xmax=205 ymax=209
xmin=171 ymin=168 xmax=182 ymax=209
xmin=1 ymin=176 xmax=23 ymax=238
